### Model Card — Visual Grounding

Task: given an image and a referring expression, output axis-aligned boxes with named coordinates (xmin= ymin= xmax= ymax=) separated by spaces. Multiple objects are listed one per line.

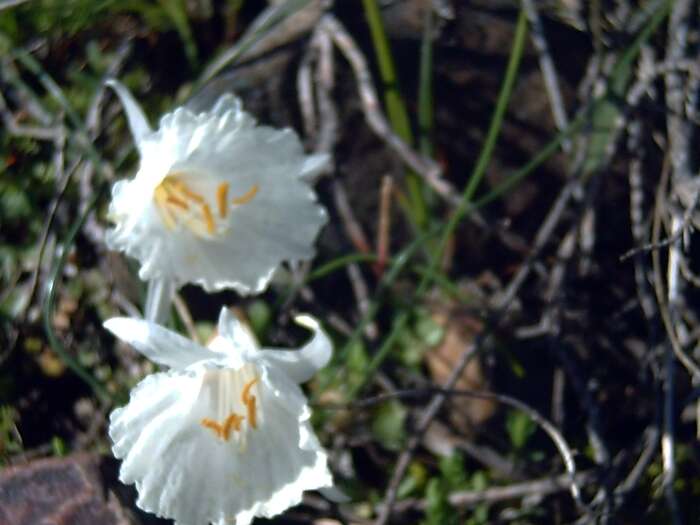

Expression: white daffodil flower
xmin=105 ymin=309 xmax=334 ymax=525
xmin=105 ymin=79 xmax=328 ymax=296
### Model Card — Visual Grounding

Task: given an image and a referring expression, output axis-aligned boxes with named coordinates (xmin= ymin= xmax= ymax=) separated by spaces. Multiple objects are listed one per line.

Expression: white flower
xmin=106 ymin=80 xmax=328 ymax=295
xmin=105 ymin=308 xmax=334 ymax=525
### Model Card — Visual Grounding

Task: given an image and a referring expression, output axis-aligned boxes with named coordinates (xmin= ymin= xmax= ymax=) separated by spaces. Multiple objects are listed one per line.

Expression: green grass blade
xmin=426 ymin=6 xmax=528 ymax=295
xmin=335 ymin=9 xmax=529 ymax=400
xmin=361 ymin=0 xmax=413 ymax=143
xmin=197 ymin=0 xmax=312 ymax=88
xmin=460 ymin=8 xmax=528 ymax=206
xmin=475 ymin=0 xmax=671 ymax=207
xmin=12 ymin=49 xmax=105 ymax=170
xmin=581 ymin=0 xmax=672 ymax=179
xmin=307 ymin=253 xmax=379 ymax=281
xmin=362 ymin=0 xmax=427 ymax=227
xmin=158 ymin=0 xmax=198 ymax=68
xmin=337 ymin=0 xmax=673 ymax=400
xmin=43 ymin=190 xmax=110 ymax=403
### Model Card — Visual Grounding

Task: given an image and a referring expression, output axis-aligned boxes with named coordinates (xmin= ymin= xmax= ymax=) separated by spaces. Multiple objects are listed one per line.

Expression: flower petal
xmin=104 ymin=317 xmax=220 ymax=369
xmin=215 ymin=307 xmax=259 ymax=351
xmin=257 ymin=315 xmax=332 ymax=383
xmin=110 ymin=364 xmax=332 ymax=525
xmin=105 ymin=88 xmax=328 ymax=294
xmin=153 ymin=124 xmax=327 ymax=293
xmin=106 ymin=79 xmax=152 ymax=146
xmin=299 ymin=152 xmax=330 ymax=182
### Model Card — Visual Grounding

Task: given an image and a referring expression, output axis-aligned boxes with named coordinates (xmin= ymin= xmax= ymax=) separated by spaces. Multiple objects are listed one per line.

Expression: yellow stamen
xmin=201 ymin=418 xmax=224 ymax=439
xmin=173 ymin=180 xmax=206 ymax=203
xmin=242 ymin=378 xmax=259 ymax=429
xmin=201 ymin=412 xmax=245 ymax=441
xmin=222 ymin=413 xmax=245 ymax=440
xmin=242 ymin=378 xmax=258 ymax=404
xmin=231 ymin=184 xmax=259 ymax=206
xmin=217 ymin=182 xmax=230 ymax=218
xmin=154 ymin=186 xmax=177 ymax=230
xmin=201 ymin=203 xmax=215 ymax=234
xmin=247 ymin=397 xmax=257 ymax=429
xmin=166 ymin=195 xmax=189 ymax=210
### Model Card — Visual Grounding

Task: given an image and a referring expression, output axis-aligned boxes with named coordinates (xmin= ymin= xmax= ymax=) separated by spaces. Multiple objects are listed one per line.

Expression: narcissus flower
xmin=105 ymin=308 xmax=333 ymax=525
xmin=106 ymin=80 xmax=328 ymax=295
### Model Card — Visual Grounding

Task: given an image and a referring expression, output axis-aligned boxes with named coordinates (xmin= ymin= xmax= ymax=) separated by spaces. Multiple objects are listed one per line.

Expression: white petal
xmin=109 ymin=371 xmax=198 ymax=479
xmin=156 ymin=125 xmax=326 ymax=293
xmin=257 ymin=315 xmax=332 ymax=383
xmin=110 ymin=364 xmax=332 ymax=525
xmin=215 ymin=307 xmax=259 ymax=351
xmin=209 ymin=93 xmax=244 ymax=118
xmin=299 ymin=153 xmax=331 ymax=182
xmin=104 ymin=317 xmax=220 ymax=369
xmin=106 ymin=79 xmax=153 ymax=146
xmin=105 ymin=89 xmax=327 ymax=294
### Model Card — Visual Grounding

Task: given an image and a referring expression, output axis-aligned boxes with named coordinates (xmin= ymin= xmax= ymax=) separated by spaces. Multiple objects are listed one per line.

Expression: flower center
xmin=153 ymin=173 xmax=258 ymax=238
xmin=200 ymin=369 xmax=262 ymax=443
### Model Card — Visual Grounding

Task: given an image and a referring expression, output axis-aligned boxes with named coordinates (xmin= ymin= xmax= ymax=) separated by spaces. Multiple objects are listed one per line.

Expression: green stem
xmin=362 ymin=0 xmax=427 ymax=228
xmin=426 ymin=7 xmax=529 ymax=298
xmin=461 ymin=9 xmax=528 ymax=206
xmin=328 ymin=0 xmax=673 ymax=401
xmin=308 ymin=253 xmax=379 ymax=281
xmin=43 ymin=191 xmax=110 ymax=403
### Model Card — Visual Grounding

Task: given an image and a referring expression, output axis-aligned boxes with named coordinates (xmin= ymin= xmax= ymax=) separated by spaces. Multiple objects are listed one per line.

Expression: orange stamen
xmin=201 ymin=418 xmax=224 ymax=439
xmin=242 ymin=378 xmax=259 ymax=429
xmin=201 ymin=412 xmax=245 ymax=441
xmin=242 ymin=378 xmax=258 ymax=404
xmin=246 ymin=396 xmax=258 ymax=428
xmin=217 ymin=183 xmax=230 ymax=218
xmin=222 ymin=413 xmax=245 ymax=440
xmin=231 ymin=184 xmax=259 ymax=206
xmin=247 ymin=397 xmax=257 ymax=429
xmin=201 ymin=203 xmax=215 ymax=234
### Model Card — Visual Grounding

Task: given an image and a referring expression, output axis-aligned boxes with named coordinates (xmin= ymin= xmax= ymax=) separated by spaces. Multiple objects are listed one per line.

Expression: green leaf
xmin=51 ymin=436 xmax=66 ymax=457
xmin=422 ymin=479 xmax=458 ymax=525
xmin=397 ymin=461 xmax=429 ymax=498
xmin=439 ymin=451 xmax=468 ymax=490
xmin=415 ymin=310 xmax=444 ymax=347
xmin=0 ymin=183 xmax=32 ymax=222
xmin=371 ymin=400 xmax=407 ymax=451
xmin=506 ymin=409 xmax=536 ymax=450
xmin=0 ymin=406 xmax=22 ymax=462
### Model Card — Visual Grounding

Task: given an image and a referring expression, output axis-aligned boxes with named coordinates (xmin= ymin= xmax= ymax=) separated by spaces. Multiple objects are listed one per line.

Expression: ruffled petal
xmin=104 ymin=317 xmax=220 ymax=369
xmin=109 ymin=363 xmax=332 ymax=525
xmin=106 ymin=79 xmax=153 ymax=147
xmin=257 ymin=315 xmax=332 ymax=383
xmin=146 ymin=124 xmax=327 ymax=293
xmin=106 ymin=89 xmax=327 ymax=295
